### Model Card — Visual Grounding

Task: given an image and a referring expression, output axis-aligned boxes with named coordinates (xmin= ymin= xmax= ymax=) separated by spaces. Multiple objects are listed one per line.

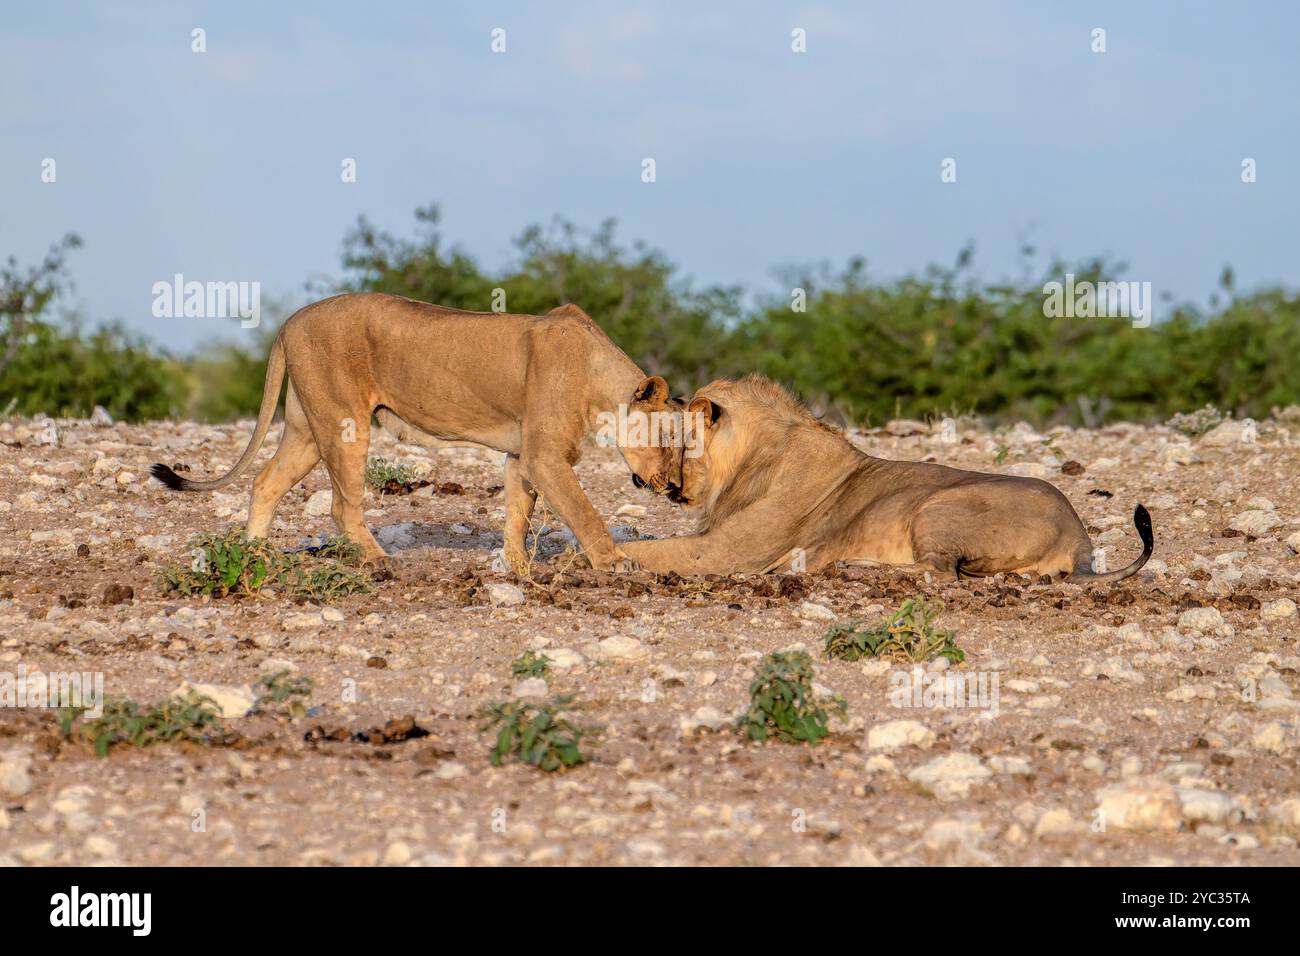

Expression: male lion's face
xmin=666 ymin=394 xmax=722 ymax=507
xmin=619 ymin=375 xmax=683 ymax=498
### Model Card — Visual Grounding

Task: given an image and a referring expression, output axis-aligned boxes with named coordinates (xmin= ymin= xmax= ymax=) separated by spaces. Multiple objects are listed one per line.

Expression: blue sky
xmin=2 ymin=1 xmax=1297 ymax=353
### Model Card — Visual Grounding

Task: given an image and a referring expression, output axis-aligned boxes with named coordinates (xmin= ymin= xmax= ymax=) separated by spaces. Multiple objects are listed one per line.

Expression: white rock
xmin=1229 ymin=510 xmax=1282 ymax=536
xmin=171 ymin=681 xmax=255 ymax=718
xmin=906 ymin=753 xmax=991 ymax=801
xmin=1178 ymin=607 xmax=1223 ymax=632
xmin=595 ymin=635 xmax=649 ymax=662
xmin=487 ymin=583 xmax=526 ymax=607
xmin=383 ymin=841 xmax=413 ymax=866
xmin=1262 ymin=599 xmax=1297 ymax=622
xmin=680 ymin=706 xmax=730 ymax=735
xmin=544 ymin=648 xmax=587 ymax=674
xmin=796 ymin=601 xmax=837 ymax=622
xmin=614 ymin=504 xmax=647 ymax=518
xmin=90 ymin=405 xmax=114 ymax=427
xmin=1199 ymin=420 xmax=1244 ymax=446
xmin=1166 ymin=683 xmax=1215 ymax=702
xmin=1176 ymin=787 xmax=1239 ymax=825
xmin=1094 ymin=778 xmax=1181 ymax=831
xmin=1034 ymin=809 xmax=1085 ymax=838
xmin=866 ymin=719 xmax=935 ymax=751
xmin=511 ymin=678 xmax=548 ymax=699
xmin=0 ymin=749 xmax=33 ymax=798
xmin=923 ymin=816 xmax=984 ymax=850
xmin=304 ymin=490 xmax=332 ymax=517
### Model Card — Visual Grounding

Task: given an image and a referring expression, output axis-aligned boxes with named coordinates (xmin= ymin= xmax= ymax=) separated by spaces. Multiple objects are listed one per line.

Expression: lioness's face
xmin=619 ymin=375 xmax=683 ymax=497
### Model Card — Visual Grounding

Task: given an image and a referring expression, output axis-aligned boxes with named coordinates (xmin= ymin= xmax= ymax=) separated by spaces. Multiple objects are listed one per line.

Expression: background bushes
xmin=3 ymin=205 xmax=1298 ymax=426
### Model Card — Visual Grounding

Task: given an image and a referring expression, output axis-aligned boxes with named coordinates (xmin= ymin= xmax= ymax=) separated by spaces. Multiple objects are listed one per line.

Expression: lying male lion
xmin=621 ymin=375 xmax=1153 ymax=582
xmin=151 ymin=293 xmax=679 ymax=570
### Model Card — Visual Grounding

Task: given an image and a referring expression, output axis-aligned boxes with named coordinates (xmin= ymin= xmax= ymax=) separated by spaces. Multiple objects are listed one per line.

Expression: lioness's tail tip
xmin=150 ymin=463 xmax=188 ymax=491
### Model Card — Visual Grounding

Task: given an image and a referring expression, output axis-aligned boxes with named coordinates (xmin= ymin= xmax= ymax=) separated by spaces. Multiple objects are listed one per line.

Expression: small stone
xmin=1178 ymin=607 xmax=1223 ymax=632
xmin=1177 ymin=787 xmax=1238 ymax=825
xmin=796 ymin=601 xmax=837 ymax=622
xmin=1034 ymin=809 xmax=1085 ymax=838
xmin=511 ymin=678 xmax=548 ymax=699
xmin=614 ymin=504 xmax=647 ymax=518
xmin=0 ymin=749 xmax=33 ymax=798
xmin=1229 ymin=510 xmax=1281 ymax=536
xmin=304 ymin=490 xmax=332 ymax=516
xmin=487 ymin=582 xmax=526 ymax=607
xmin=171 ymin=681 xmax=255 ymax=718
xmin=383 ymin=841 xmax=413 ymax=866
xmin=1094 ymin=778 xmax=1181 ymax=831
xmin=595 ymin=635 xmax=649 ymax=662
xmin=866 ymin=719 xmax=935 ymax=751
xmin=17 ymin=842 xmax=56 ymax=864
xmin=906 ymin=753 xmax=991 ymax=801
xmin=680 ymin=706 xmax=730 ymax=735
xmin=83 ymin=835 xmax=118 ymax=858
xmin=1262 ymin=599 xmax=1297 ymax=622
xmin=100 ymin=584 xmax=133 ymax=606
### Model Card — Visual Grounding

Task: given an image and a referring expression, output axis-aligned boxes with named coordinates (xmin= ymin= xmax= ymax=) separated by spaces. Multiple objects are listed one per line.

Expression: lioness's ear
xmin=688 ymin=396 xmax=722 ymax=428
xmin=633 ymin=375 xmax=669 ymax=404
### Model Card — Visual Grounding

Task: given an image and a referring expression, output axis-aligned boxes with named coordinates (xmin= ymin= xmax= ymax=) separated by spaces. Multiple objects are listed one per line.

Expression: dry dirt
xmin=1 ymin=411 xmax=1299 ymax=867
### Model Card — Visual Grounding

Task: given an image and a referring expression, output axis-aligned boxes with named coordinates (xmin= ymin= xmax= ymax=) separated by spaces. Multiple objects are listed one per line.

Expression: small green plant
xmin=479 ymin=695 xmax=597 ymax=771
xmin=159 ymin=530 xmax=370 ymax=600
xmin=60 ymin=691 xmax=225 ymax=756
xmin=1166 ymin=404 xmax=1224 ymax=437
xmin=737 ymin=651 xmax=844 ymax=746
xmin=255 ymin=671 xmax=314 ymax=720
xmin=511 ymin=650 xmax=551 ymax=679
xmin=1040 ymin=437 xmax=1066 ymax=461
xmin=158 ymin=530 xmax=278 ymax=597
xmin=823 ymin=597 xmax=965 ymax=664
xmin=365 ymin=456 xmax=418 ymax=490
xmin=993 ymin=443 xmax=1010 ymax=465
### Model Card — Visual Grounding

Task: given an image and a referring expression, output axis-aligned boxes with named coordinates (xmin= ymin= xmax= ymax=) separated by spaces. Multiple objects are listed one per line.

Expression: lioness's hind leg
xmin=312 ymin=408 xmax=386 ymax=561
xmin=247 ymin=385 xmax=321 ymax=540
xmin=503 ymin=454 xmax=538 ymax=570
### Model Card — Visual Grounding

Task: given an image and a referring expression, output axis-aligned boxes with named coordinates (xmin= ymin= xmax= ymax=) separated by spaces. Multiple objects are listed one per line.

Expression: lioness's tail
xmin=150 ymin=336 xmax=286 ymax=492
xmin=1069 ymin=504 xmax=1153 ymax=584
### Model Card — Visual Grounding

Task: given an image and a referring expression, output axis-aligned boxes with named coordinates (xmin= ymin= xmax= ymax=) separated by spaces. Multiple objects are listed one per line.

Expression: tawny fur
xmin=622 ymin=375 xmax=1152 ymax=582
xmin=151 ymin=293 xmax=679 ymax=570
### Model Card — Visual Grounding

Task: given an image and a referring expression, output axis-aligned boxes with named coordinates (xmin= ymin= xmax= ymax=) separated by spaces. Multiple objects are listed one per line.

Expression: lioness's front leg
xmin=520 ymin=456 xmax=628 ymax=571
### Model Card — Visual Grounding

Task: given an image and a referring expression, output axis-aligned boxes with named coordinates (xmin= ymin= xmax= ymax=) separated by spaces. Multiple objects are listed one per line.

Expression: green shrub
xmin=159 ymin=530 xmax=370 ymax=600
xmin=60 ymin=691 xmax=225 ymax=756
xmin=823 ymin=598 xmax=965 ymax=664
xmin=738 ymin=651 xmax=844 ymax=745
xmin=479 ymin=695 xmax=597 ymax=771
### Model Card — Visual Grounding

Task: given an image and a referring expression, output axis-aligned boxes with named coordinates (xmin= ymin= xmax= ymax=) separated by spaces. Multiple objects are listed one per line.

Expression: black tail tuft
xmin=150 ymin=463 xmax=188 ymax=491
xmin=1134 ymin=503 xmax=1153 ymax=553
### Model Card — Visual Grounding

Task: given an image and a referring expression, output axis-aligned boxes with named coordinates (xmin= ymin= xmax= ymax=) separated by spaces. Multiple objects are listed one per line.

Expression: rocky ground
xmin=1 ymin=409 xmax=1299 ymax=867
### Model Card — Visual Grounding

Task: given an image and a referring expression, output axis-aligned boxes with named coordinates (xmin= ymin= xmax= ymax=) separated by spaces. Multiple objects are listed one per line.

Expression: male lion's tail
xmin=150 ymin=336 xmax=286 ymax=492
xmin=1068 ymin=504 xmax=1153 ymax=584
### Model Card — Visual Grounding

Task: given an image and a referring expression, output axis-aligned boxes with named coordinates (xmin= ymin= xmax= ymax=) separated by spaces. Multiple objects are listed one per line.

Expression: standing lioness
xmin=623 ymin=375 xmax=1153 ymax=581
xmin=152 ymin=293 xmax=679 ymax=570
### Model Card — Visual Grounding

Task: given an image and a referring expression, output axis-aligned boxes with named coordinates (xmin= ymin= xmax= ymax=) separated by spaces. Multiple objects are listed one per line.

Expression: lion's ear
xmin=633 ymin=375 xmax=669 ymax=404
xmin=688 ymin=396 xmax=722 ymax=428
